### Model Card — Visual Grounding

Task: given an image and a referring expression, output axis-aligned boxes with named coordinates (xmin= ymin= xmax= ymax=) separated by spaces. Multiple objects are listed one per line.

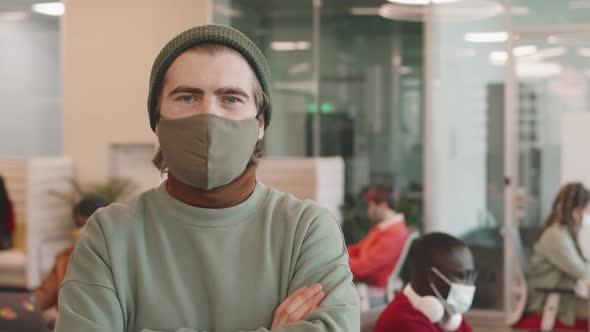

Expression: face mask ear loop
xmin=432 ymin=267 xmax=453 ymax=286
xmin=430 ymin=282 xmax=445 ymax=301
xmin=430 ymin=267 xmax=456 ymax=316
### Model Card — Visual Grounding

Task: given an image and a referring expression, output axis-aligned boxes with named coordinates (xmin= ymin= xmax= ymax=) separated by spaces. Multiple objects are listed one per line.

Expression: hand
xmin=271 ymin=284 xmax=326 ymax=329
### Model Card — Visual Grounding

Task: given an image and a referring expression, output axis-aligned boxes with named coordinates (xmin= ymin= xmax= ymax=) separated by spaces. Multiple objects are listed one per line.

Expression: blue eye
xmin=225 ymin=97 xmax=239 ymax=104
xmin=181 ymin=96 xmax=195 ymax=103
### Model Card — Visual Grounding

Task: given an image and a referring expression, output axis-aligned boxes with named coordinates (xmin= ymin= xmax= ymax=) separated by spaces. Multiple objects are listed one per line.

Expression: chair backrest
xmin=501 ymin=226 xmax=529 ymax=326
xmin=386 ymin=231 xmax=420 ymax=302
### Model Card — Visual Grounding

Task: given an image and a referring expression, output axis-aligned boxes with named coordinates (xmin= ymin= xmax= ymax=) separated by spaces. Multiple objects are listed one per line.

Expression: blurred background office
xmin=1 ymin=0 xmax=590 ymax=331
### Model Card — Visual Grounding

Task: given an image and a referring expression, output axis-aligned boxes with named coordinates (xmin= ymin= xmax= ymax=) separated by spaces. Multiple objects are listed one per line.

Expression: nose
xmin=198 ymin=95 xmax=223 ymax=117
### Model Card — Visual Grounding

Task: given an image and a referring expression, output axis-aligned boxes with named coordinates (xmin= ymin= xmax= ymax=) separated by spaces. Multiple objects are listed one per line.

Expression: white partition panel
xmin=257 ymin=157 xmax=344 ymax=222
xmin=562 ymin=112 xmax=590 ymax=188
xmin=0 ymin=157 xmax=73 ymax=289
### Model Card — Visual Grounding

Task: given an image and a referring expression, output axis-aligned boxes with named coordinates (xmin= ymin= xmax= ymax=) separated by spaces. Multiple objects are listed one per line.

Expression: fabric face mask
xmin=158 ymin=114 xmax=259 ymax=190
xmin=582 ymin=213 xmax=590 ymax=228
xmin=429 ymin=267 xmax=476 ymax=315
xmin=368 ymin=208 xmax=385 ymax=223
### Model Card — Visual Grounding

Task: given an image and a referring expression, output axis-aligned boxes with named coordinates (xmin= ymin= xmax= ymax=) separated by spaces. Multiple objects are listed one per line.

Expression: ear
xmin=257 ymin=116 xmax=265 ymax=140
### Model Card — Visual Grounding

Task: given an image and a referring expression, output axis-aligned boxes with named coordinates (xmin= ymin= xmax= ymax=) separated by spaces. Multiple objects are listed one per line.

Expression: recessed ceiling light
xmin=578 ymin=48 xmax=590 ymax=57
xmin=510 ymin=6 xmax=530 ymax=15
xmin=32 ymin=2 xmax=64 ymax=16
xmin=271 ymin=41 xmax=311 ymax=51
xmin=530 ymin=47 xmax=567 ymax=60
xmin=214 ymin=5 xmax=242 ymax=18
xmin=489 ymin=51 xmax=508 ymax=66
xmin=350 ymin=7 xmax=380 ymax=15
xmin=387 ymin=0 xmax=461 ymax=4
xmin=517 ymin=62 xmax=562 ymax=78
xmin=387 ymin=0 xmax=430 ymax=4
xmin=513 ymin=45 xmax=537 ymax=57
xmin=0 ymin=11 xmax=30 ymax=22
xmin=379 ymin=3 xmax=424 ymax=21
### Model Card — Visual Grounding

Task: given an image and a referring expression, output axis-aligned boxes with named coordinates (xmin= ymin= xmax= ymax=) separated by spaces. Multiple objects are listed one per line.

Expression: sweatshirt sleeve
xmin=536 ymin=226 xmax=590 ymax=280
xmin=273 ymin=212 xmax=360 ymax=331
xmin=54 ymin=217 xmax=125 ymax=332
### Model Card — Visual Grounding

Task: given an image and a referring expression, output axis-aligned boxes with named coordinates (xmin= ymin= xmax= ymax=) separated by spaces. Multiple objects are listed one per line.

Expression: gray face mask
xmin=158 ymin=114 xmax=259 ymax=190
xmin=368 ymin=208 xmax=386 ymax=223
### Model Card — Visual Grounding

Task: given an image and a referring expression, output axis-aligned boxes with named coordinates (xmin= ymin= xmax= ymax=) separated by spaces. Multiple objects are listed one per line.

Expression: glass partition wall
xmin=216 ymin=0 xmax=590 ymax=327
xmin=215 ymin=0 xmax=425 ymax=235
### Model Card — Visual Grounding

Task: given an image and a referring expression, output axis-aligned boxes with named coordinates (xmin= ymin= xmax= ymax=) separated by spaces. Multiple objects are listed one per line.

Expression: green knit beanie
xmin=147 ymin=24 xmax=272 ymax=131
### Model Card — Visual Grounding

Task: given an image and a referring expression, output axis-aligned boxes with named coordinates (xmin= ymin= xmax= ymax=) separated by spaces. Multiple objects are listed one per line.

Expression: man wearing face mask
xmin=373 ymin=232 xmax=476 ymax=332
xmin=32 ymin=195 xmax=108 ymax=323
xmin=347 ymin=185 xmax=409 ymax=305
xmin=55 ymin=25 xmax=359 ymax=332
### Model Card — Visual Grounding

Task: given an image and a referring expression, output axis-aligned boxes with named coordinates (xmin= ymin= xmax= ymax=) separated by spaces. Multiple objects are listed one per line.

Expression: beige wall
xmin=62 ymin=0 xmax=211 ymax=183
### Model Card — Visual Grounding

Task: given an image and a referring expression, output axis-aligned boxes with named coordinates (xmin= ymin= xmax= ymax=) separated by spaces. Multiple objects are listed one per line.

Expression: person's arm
xmin=346 ymin=242 xmax=361 ymax=258
xmin=349 ymin=229 xmax=405 ymax=279
xmin=32 ymin=263 xmax=60 ymax=311
xmin=141 ymin=212 xmax=360 ymax=332
xmin=54 ymin=217 xmax=125 ymax=332
xmin=272 ymin=212 xmax=359 ymax=331
xmin=536 ymin=226 xmax=590 ymax=280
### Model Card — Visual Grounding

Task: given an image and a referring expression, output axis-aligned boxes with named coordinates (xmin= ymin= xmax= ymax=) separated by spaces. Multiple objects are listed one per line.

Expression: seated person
xmin=527 ymin=182 xmax=590 ymax=327
xmin=32 ymin=195 xmax=108 ymax=320
xmin=374 ymin=232 xmax=476 ymax=332
xmin=0 ymin=175 xmax=15 ymax=250
xmin=347 ymin=185 xmax=409 ymax=304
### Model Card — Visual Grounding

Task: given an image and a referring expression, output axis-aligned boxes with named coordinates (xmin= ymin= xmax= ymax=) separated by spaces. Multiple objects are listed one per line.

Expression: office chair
xmin=502 ymin=226 xmax=589 ymax=332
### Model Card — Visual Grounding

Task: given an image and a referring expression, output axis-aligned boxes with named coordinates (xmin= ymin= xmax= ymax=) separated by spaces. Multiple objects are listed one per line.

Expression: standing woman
xmin=527 ymin=182 xmax=590 ymax=326
xmin=0 ymin=175 xmax=15 ymax=250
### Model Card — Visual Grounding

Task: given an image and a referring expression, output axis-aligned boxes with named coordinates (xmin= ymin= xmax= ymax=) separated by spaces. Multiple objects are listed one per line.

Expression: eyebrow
xmin=215 ymin=87 xmax=251 ymax=100
xmin=168 ymin=86 xmax=204 ymax=97
xmin=168 ymin=86 xmax=251 ymax=100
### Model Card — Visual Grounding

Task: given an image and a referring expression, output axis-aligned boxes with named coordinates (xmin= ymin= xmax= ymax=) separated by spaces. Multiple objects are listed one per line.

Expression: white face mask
xmin=430 ymin=267 xmax=476 ymax=315
xmin=582 ymin=213 xmax=590 ymax=228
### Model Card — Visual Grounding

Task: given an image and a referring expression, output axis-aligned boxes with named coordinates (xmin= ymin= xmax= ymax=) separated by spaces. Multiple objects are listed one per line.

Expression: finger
xmin=288 ymin=291 xmax=326 ymax=323
xmin=275 ymin=287 xmax=308 ymax=317
xmin=275 ymin=285 xmax=322 ymax=327
xmin=272 ymin=287 xmax=310 ymax=328
xmin=280 ymin=286 xmax=323 ymax=327
xmin=284 ymin=284 xmax=322 ymax=316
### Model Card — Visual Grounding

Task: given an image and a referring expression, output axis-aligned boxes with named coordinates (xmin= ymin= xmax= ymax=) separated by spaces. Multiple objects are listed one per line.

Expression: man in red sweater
xmin=374 ymin=232 xmax=476 ymax=332
xmin=347 ymin=185 xmax=409 ymax=305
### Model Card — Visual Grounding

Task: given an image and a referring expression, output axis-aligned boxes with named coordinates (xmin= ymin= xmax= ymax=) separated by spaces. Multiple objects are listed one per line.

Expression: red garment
xmin=516 ymin=315 xmax=588 ymax=331
xmin=374 ymin=292 xmax=474 ymax=332
xmin=347 ymin=217 xmax=408 ymax=288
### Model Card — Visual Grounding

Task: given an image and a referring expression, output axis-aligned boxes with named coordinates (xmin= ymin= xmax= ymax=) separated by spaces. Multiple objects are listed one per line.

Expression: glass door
xmin=505 ymin=27 xmax=590 ymax=325
xmin=512 ymin=29 xmax=590 ymax=244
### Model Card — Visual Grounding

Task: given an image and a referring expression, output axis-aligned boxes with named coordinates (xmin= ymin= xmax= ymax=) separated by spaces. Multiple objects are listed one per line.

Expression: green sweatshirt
xmin=526 ymin=223 xmax=590 ymax=325
xmin=54 ymin=182 xmax=359 ymax=332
